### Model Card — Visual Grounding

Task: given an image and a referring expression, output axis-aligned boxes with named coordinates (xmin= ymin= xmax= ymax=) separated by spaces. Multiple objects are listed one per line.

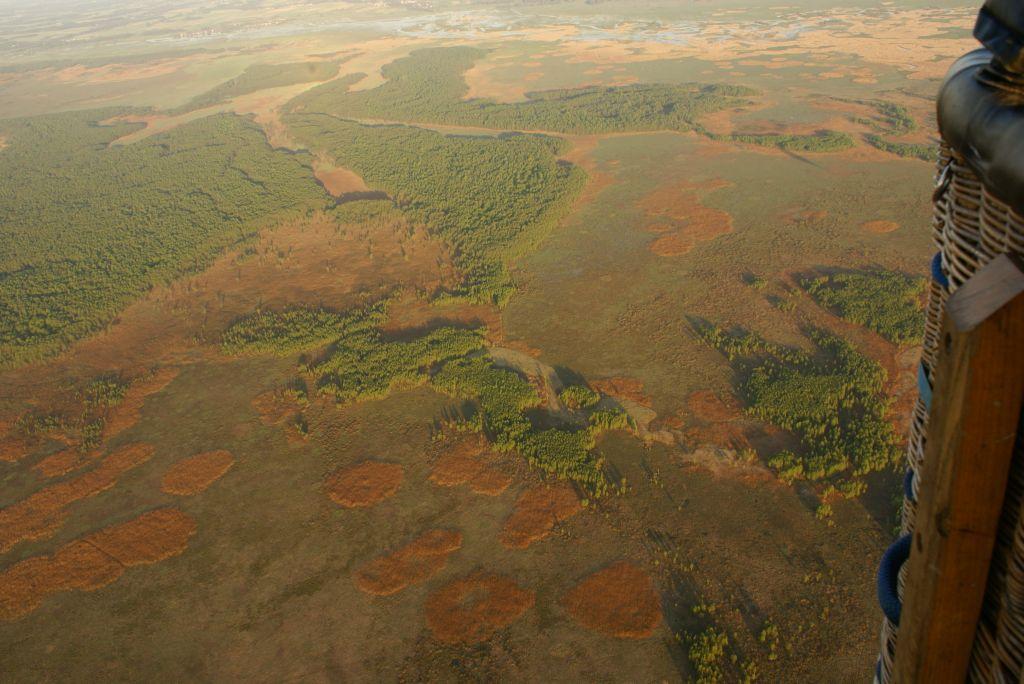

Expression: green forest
xmin=841 ymin=98 xmax=937 ymax=161
xmin=177 ymin=60 xmax=343 ymax=112
xmin=223 ymin=304 xmax=625 ymax=494
xmin=0 ymin=110 xmax=326 ymax=365
xmin=284 ymin=113 xmax=585 ymax=305
xmin=288 ymin=46 xmax=757 ymax=135
xmin=803 ymin=270 xmax=926 ymax=344
xmin=697 ymin=323 xmax=901 ymax=484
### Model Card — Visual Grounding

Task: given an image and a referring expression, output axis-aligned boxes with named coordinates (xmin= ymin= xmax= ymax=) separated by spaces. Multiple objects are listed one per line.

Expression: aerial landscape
xmin=0 ymin=0 xmax=979 ymax=680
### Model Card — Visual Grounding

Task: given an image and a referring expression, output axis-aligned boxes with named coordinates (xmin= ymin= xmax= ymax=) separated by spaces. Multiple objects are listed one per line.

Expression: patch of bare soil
xmin=325 ymin=461 xmax=404 ymax=508
xmin=425 ymin=571 xmax=535 ymax=644
xmin=430 ymin=435 xmax=511 ymax=496
xmin=0 ymin=508 xmax=196 ymax=621
xmin=312 ymin=154 xmax=370 ymax=197
xmin=355 ymin=529 xmax=462 ymax=596
xmin=638 ymin=180 xmax=734 ymax=257
xmin=0 ymin=442 xmax=155 ymax=553
xmin=562 ymin=561 xmax=661 ymax=638
xmin=500 ymin=484 xmax=580 ymax=549
xmin=160 ymin=450 xmax=234 ymax=496
xmin=590 ymin=377 xmax=652 ymax=408
xmin=862 ymin=220 xmax=900 ymax=234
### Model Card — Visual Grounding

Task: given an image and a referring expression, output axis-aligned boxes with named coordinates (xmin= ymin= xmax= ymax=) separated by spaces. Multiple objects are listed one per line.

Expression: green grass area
xmin=0 ymin=110 xmax=325 ymax=366
xmin=283 ymin=114 xmax=585 ymax=305
xmin=697 ymin=323 xmax=901 ymax=484
xmin=223 ymin=303 xmax=625 ymax=494
xmin=802 ymin=270 xmax=926 ymax=344
xmin=177 ymin=60 xmax=343 ymax=112
xmin=287 ymin=46 xmax=756 ymax=135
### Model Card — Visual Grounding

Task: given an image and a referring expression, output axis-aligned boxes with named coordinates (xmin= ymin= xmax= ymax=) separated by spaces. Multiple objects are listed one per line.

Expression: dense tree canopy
xmin=284 ymin=113 xmax=585 ymax=304
xmin=0 ymin=111 xmax=326 ymax=365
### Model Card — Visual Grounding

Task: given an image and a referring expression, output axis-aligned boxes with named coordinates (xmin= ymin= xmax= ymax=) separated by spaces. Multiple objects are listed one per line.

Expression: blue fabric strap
xmin=877 ymin=535 xmax=913 ymax=625
xmin=918 ymin=363 xmax=933 ymax=412
xmin=931 ymin=252 xmax=949 ymax=289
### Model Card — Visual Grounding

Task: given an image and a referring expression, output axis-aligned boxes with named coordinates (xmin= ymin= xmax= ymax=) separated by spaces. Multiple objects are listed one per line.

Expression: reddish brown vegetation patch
xmin=104 ymin=367 xmax=180 ymax=438
xmin=638 ymin=180 xmax=734 ymax=257
xmin=430 ymin=436 xmax=511 ymax=496
xmin=500 ymin=484 xmax=580 ymax=549
xmin=687 ymin=390 xmax=742 ymax=423
xmin=251 ymin=389 xmax=303 ymax=426
xmin=32 ymin=447 xmax=101 ymax=479
xmin=0 ymin=442 xmax=155 ymax=553
xmin=0 ymin=508 xmax=196 ymax=621
xmin=781 ymin=207 xmax=829 ymax=224
xmin=326 ymin=461 xmax=404 ymax=508
xmin=0 ymin=437 xmax=30 ymax=463
xmin=355 ymin=529 xmax=462 ymax=596
xmin=562 ymin=561 xmax=662 ymax=638
xmin=425 ymin=571 xmax=535 ymax=644
xmin=862 ymin=219 xmax=900 ymax=234
xmin=161 ymin=450 xmax=235 ymax=496
xmin=590 ymin=377 xmax=651 ymax=407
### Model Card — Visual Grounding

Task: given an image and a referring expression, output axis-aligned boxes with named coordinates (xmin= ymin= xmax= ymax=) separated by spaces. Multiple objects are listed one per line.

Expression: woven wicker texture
xmin=878 ymin=142 xmax=1024 ymax=683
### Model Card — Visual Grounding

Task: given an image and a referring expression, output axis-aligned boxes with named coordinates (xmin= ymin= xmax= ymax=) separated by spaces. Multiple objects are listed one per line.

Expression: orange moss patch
xmin=687 ymin=390 xmax=742 ymax=423
xmin=430 ymin=436 xmax=511 ymax=496
xmin=862 ymin=219 xmax=900 ymax=234
xmin=355 ymin=529 xmax=462 ymax=596
xmin=638 ymin=180 xmax=734 ymax=257
xmin=0 ymin=442 xmax=155 ymax=553
xmin=326 ymin=461 xmax=404 ymax=508
xmin=160 ymin=450 xmax=235 ymax=496
xmin=500 ymin=484 xmax=580 ymax=549
xmin=562 ymin=561 xmax=662 ymax=638
xmin=781 ymin=207 xmax=829 ymax=224
xmin=590 ymin=377 xmax=651 ymax=407
xmin=425 ymin=571 xmax=535 ymax=644
xmin=251 ymin=389 xmax=305 ymax=426
xmin=32 ymin=447 xmax=101 ymax=479
xmin=105 ymin=367 xmax=180 ymax=438
xmin=0 ymin=508 xmax=196 ymax=621
xmin=0 ymin=437 xmax=30 ymax=463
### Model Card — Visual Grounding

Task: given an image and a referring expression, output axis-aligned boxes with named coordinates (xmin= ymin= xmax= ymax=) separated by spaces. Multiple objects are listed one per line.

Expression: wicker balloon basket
xmin=877 ymin=148 xmax=1024 ymax=684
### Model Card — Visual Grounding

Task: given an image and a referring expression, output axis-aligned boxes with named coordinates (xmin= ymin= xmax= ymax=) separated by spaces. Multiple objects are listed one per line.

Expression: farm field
xmin=0 ymin=0 xmax=976 ymax=681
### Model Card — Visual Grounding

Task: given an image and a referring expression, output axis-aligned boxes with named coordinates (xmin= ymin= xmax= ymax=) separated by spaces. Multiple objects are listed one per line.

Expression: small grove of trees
xmin=802 ymin=270 xmax=926 ymax=345
xmin=222 ymin=303 xmax=633 ymax=495
xmin=696 ymin=322 xmax=901 ymax=486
